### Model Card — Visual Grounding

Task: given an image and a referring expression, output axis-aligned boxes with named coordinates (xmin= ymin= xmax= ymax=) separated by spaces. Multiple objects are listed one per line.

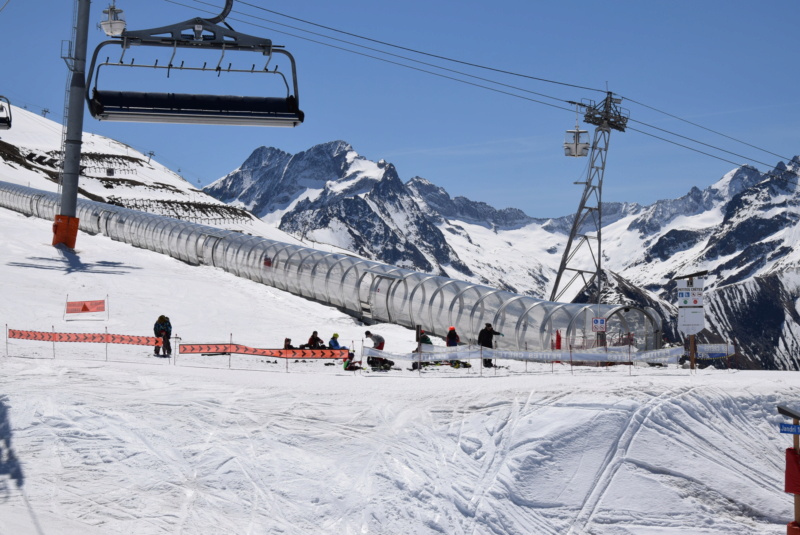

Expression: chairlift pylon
xmin=86 ymin=1 xmax=303 ymax=127
xmin=0 ymin=96 xmax=12 ymax=130
xmin=564 ymin=106 xmax=589 ymax=157
xmin=99 ymin=1 xmax=126 ymax=37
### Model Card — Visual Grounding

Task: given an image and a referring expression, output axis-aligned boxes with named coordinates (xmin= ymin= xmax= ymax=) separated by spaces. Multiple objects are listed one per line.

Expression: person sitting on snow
xmin=302 ymin=330 xmax=326 ymax=349
xmin=328 ymin=333 xmax=348 ymax=350
xmin=342 ymin=351 xmax=361 ymax=371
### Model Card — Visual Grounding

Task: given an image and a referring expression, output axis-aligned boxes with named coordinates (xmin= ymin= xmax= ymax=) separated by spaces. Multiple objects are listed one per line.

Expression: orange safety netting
xmin=179 ymin=344 xmax=348 ymax=360
xmin=8 ymin=329 xmax=161 ymax=346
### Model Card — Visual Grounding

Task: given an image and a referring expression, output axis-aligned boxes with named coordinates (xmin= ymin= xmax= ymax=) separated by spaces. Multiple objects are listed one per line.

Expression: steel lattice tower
xmin=549 ymin=92 xmax=628 ymax=304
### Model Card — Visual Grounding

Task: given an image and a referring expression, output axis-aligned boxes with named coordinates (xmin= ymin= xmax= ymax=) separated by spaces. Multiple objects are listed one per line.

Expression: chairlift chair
xmin=0 ymin=96 xmax=11 ymax=130
xmin=86 ymin=15 xmax=304 ymax=127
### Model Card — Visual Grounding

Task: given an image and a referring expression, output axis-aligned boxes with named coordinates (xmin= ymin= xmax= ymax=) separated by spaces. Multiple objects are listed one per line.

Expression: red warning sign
xmin=66 ymin=300 xmax=106 ymax=314
xmin=179 ymin=344 xmax=348 ymax=360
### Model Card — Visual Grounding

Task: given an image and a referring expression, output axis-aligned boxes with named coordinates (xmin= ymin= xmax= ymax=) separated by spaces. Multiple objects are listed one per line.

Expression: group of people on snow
xmin=153 ymin=319 xmax=505 ymax=369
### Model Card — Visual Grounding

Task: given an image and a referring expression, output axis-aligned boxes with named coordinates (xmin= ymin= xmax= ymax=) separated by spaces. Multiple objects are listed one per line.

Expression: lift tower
xmin=549 ymin=92 xmax=628 ymax=304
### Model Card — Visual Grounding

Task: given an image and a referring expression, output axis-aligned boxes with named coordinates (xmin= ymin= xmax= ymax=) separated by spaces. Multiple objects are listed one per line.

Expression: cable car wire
xmin=167 ymin=0 xmax=571 ymax=106
xmin=211 ymin=0 xmax=608 ymax=94
xmin=164 ymin=0 xmax=578 ymax=113
xmin=627 ymin=118 xmax=782 ymax=170
xmin=629 ymin=126 xmax=800 ymax=184
xmin=163 ymin=0 xmax=797 ymax=181
xmin=0 ymin=0 xmax=11 ymax=13
xmin=624 ymin=96 xmax=792 ymax=162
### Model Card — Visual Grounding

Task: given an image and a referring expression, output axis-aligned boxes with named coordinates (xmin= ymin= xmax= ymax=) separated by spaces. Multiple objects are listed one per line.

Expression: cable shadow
xmin=7 ymin=245 xmax=141 ymax=275
xmin=0 ymin=395 xmax=46 ymax=534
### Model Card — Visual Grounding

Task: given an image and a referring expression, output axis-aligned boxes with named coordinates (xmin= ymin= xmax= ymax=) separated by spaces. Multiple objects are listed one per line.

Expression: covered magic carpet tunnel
xmin=0 ymin=180 xmax=664 ymax=352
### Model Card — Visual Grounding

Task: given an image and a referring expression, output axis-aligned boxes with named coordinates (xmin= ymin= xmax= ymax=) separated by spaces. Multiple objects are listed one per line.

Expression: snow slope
xmin=0 ymin=201 xmax=797 ymax=535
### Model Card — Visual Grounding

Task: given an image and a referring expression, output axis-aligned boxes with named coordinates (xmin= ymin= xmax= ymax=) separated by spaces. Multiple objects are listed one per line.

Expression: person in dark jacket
xmin=284 ymin=338 xmax=296 ymax=350
xmin=419 ymin=330 xmax=433 ymax=346
xmin=412 ymin=330 xmax=435 ymax=370
xmin=303 ymin=331 xmax=325 ymax=349
xmin=478 ymin=323 xmax=503 ymax=368
xmin=153 ymin=315 xmax=172 ymax=356
xmin=445 ymin=326 xmax=460 ymax=347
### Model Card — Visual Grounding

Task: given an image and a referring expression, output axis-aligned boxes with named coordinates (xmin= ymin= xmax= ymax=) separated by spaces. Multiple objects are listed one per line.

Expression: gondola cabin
xmin=564 ymin=126 xmax=589 ymax=157
xmin=100 ymin=2 xmax=126 ymax=37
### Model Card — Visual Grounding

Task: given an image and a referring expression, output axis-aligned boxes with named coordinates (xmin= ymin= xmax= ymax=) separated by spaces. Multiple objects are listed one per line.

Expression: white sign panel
xmin=678 ymin=306 xmax=705 ymax=335
xmin=676 ymin=277 xmax=705 ymax=308
xmin=592 ymin=317 xmax=606 ymax=332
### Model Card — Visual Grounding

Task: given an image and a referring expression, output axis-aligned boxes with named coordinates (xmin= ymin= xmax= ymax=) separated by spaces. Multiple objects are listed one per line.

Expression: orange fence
xmin=179 ymin=344 xmax=348 ymax=360
xmin=8 ymin=329 xmax=160 ymax=346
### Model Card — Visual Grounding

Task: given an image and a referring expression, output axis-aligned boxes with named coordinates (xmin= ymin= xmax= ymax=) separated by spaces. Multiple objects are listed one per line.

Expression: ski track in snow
xmin=0 ymin=350 xmax=795 ymax=535
xmin=568 ymin=385 xmax=700 ymax=534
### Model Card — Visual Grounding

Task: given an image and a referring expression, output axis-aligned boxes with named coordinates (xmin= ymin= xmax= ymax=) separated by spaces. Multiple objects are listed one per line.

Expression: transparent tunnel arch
xmin=0 ymin=181 xmax=662 ymax=351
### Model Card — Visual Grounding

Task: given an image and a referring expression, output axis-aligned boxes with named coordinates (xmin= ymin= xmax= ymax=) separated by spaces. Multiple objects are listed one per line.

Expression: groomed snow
xmin=0 ymin=201 xmax=798 ymax=535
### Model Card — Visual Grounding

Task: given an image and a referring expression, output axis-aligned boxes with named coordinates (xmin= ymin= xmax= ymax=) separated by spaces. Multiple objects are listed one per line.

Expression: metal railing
xmin=0 ymin=180 xmax=663 ymax=351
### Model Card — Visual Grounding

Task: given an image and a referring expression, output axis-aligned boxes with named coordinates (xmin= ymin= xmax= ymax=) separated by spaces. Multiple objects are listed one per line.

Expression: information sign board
xmin=781 ymin=423 xmax=800 ymax=435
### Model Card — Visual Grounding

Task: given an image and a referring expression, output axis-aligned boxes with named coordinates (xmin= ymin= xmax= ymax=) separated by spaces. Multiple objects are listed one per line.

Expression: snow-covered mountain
xmin=206 ymin=141 xmax=800 ymax=370
xmin=0 ymin=106 xmax=256 ymax=225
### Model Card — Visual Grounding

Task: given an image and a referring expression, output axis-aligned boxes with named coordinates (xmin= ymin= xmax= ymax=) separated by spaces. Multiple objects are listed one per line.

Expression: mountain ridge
xmin=206 ymin=140 xmax=800 ymax=369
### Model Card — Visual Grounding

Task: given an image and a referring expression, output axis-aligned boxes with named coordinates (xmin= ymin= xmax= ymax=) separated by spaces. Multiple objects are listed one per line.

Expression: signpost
xmin=674 ymin=271 xmax=707 ymax=369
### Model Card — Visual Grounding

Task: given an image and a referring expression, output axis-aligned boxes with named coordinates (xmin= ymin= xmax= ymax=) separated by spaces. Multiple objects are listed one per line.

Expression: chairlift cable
xmin=0 ymin=0 xmax=11 ymax=14
xmin=161 ymin=0 xmax=794 ymax=183
xmin=628 ymin=125 xmax=798 ymax=177
xmin=624 ymin=96 xmax=792 ymax=161
xmin=627 ymin=117 xmax=782 ymax=169
xmin=199 ymin=5 xmax=789 ymax=174
xmin=165 ymin=1 xmax=578 ymax=113
xmin=166 ymin=0 xmax=570 ymax=106
xmin=186 ymin=0 xmax=607 ymax=94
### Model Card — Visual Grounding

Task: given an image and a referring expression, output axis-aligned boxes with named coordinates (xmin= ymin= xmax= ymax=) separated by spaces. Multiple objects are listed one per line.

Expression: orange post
xmin=52 ymin=215 xmax=80 ymax=249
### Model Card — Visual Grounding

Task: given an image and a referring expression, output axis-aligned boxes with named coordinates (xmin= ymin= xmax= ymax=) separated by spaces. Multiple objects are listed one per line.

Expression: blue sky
xmin=1 ymin=0 xmax=798 ymax=217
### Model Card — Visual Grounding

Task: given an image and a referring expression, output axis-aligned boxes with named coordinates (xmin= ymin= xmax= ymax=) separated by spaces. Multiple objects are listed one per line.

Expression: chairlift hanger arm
xmin=119 ymin=18 xmax=273 ymax=54
xmin=206 ymin=0 xmax=233 ymax=25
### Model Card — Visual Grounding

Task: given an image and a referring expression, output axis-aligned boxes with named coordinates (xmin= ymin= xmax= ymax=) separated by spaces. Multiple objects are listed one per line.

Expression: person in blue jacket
xmin=154 ymin=315 xmax=172 ymax=356
xmin=329 ymin=333 xmax=348 ymax=350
